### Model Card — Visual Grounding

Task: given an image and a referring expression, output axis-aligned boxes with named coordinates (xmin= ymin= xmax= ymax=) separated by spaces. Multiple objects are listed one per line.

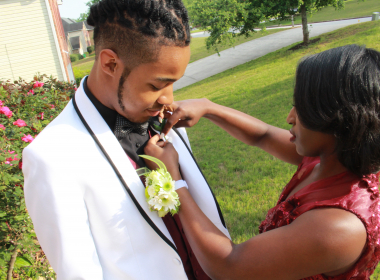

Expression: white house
xmin=62 ymin=18 xmax=93 ymax=55
xmin=0 ymin=0 xmax=74 ymax=83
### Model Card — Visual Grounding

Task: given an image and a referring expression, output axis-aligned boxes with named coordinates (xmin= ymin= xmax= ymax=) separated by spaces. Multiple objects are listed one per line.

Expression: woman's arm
xmin=143 ymin=137 xmax=367 ymax=280
xmin=163 ymin=99 xmax=302 ymax=165
xmin=177 ymin=188 xmax=366 ymax=280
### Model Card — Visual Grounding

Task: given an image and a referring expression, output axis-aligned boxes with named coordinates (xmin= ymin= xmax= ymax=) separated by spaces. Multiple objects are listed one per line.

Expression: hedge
xmin=0 ymin=75 xmax=75 ymax=279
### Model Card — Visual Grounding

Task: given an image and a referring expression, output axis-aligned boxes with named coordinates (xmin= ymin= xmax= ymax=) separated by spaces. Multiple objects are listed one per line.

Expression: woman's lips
xmin=289 ymin=130 xmax=296 ymax=142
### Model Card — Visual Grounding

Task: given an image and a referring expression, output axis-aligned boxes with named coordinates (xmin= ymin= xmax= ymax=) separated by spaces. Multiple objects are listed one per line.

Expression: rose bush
xmin=0 ymin=75 xmax=75 ymax=279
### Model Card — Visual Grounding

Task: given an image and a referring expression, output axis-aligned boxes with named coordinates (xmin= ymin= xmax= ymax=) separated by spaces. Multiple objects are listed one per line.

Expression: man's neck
xmin=87 ymin=71 xmax=116 ymax=112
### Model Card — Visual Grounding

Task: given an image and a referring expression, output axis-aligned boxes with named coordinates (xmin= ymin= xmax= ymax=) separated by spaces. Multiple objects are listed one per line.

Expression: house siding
xmin=0 ymin=0 xmax=64 ymax=81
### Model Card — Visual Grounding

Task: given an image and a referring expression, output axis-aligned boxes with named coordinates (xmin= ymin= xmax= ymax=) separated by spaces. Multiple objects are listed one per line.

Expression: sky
xmin=58 ymin=0 xmax=89 ymax=20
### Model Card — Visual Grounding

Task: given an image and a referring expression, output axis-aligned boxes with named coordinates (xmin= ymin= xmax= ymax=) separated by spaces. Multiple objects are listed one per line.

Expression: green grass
xmin=264 ymin=0 xmax=379 ymax=27
xmin=71 ymin=28 xmax=285 ymax=77
xmin=174 ymin=21 xmax=380 ymax=277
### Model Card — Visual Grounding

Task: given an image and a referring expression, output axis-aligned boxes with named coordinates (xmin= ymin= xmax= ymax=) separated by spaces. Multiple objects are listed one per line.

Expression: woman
xmin=144 ymin=45 xmax=380 ymax=279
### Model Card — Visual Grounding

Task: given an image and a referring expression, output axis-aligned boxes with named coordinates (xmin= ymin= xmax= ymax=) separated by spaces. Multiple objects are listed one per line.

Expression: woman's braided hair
xmin=294 ymin=45 xmax=380 ymax=177
xmin=87 ymin=0 xmax=190 ymax=66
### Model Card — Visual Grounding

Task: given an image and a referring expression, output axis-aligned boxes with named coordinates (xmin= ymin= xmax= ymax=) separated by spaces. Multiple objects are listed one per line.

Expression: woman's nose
xmin=286 ymin=107 xmax=296 ymax=125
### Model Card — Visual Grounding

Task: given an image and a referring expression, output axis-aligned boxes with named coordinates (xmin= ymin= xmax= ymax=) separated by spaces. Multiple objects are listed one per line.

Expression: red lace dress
xmin=259 ymin=157 xmax=380 ymax=280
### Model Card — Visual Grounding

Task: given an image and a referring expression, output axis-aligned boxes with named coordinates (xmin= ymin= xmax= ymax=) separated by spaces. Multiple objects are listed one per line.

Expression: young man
xmin=22 ymin=0 xmax=229 ymax=279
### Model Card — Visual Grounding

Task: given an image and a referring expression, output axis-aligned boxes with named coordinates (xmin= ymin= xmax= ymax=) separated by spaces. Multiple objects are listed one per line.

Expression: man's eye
xmin=151 ymin=84 xmax=160 ymax=91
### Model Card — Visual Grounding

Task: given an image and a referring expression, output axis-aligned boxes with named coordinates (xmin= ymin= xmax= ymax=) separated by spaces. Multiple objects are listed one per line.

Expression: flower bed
xmin=0 ymin=75 xmax=75 ymax=279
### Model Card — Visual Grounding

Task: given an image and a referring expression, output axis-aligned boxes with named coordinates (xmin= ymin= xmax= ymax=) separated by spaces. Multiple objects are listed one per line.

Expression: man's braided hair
xmin=87 ymin=0 xmax=190 ymax=67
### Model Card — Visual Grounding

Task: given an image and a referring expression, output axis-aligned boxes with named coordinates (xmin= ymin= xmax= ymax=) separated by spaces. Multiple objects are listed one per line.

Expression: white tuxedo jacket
xmin=23 ymin=81 xmax=230 ymax=280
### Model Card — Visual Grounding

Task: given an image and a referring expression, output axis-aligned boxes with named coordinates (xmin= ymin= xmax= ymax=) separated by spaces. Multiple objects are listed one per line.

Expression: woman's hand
xmin=161 ymin=98 xmax=211 ymax=135
xmin=143 ymin=135 xmax=182 ymax=181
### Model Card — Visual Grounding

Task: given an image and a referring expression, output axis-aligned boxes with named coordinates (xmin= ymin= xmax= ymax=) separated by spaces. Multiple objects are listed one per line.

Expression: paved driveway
xmin=174 ymin=17 xmax=371 ymax=91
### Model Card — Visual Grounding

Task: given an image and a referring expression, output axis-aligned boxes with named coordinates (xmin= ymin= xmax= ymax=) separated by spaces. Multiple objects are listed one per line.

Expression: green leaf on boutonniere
xmin=149 ymin=116 xmax=167 ymax=133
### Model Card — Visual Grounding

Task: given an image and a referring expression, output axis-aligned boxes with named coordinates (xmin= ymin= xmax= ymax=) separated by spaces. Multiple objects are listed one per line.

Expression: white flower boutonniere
xmin=137 ymin=155 xmax=180 ymax=217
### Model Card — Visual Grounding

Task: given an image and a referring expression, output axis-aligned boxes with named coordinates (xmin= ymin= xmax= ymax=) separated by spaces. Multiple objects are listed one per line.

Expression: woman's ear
xmin=99 ymin=49 xmax=123 ymax=78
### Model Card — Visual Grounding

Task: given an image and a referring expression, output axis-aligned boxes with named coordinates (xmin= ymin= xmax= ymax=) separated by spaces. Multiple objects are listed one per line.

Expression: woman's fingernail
xmin=160 ymin=133 xmax=165 ymax=140
xmin=158 ymin=116 xmax=163 ymax=123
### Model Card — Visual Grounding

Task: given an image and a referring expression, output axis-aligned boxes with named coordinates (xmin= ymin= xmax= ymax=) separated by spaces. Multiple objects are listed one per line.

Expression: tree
xmin=76 ymin=0 xmax=101 ymax=22
xmin=191 ymin=0 xmax=253 ymax=52
xmin=192 ymin=0 xmax=347 ymax=50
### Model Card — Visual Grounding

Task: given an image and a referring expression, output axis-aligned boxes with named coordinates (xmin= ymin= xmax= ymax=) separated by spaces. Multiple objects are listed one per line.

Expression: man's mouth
xmin=146 ymin=109 xmax=162 ymax=117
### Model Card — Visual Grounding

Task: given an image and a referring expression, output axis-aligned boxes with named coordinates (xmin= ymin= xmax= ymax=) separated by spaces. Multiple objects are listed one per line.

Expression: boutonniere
xmin=137 ymin=155 xmax=181 ymax=217
xmin=149 ymin=116 xmax=172 ymax=142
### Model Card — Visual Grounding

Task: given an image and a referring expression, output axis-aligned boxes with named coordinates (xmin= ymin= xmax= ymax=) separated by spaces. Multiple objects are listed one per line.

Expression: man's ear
xmin=99 ymin=49 xmax=123 ymax=78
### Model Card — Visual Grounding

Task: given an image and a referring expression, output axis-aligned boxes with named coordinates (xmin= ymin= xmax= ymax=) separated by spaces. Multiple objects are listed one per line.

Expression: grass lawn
xmin=264 ymin=0 xmax=379 ymax=27
xmin=174 ymin=21 xmax=380 ymax=278
xmin=71 ymin=28 xmax=284 ymax=79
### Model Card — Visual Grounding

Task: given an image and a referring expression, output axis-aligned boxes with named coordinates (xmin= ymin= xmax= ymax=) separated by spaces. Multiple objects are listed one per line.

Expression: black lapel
xmin=173 ymin=127 xmax=227 ymax=228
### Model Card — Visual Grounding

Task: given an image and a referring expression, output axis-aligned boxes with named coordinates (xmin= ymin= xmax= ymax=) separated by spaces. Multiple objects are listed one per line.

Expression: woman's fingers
xmin=161 ymin=99 xmax=208 ymax=135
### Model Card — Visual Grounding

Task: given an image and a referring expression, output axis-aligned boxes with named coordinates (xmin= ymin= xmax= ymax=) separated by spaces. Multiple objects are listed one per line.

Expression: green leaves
xmin=191 ymin=0 xmax=348 ymax=48
xmin=0 ymin=75 xmax=73 ymax=278
xmin=192 ymin=0 xmax=252 ymax=53
xmin=15 ymin=256 xmax=33 ymax=267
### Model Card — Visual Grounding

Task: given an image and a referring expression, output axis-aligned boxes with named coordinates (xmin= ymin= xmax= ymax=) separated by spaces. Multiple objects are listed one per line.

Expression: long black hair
xmin=294 ymin=45 xmax=380 ymax=177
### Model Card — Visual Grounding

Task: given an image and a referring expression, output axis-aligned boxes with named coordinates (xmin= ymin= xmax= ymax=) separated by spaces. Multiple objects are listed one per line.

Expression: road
xmin=174 ymin=17 xmax=372 ymax=91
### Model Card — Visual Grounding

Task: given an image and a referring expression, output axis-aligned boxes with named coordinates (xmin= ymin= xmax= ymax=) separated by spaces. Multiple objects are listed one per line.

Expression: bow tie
xmin=114 ymin=114 xmax=149 ymax=139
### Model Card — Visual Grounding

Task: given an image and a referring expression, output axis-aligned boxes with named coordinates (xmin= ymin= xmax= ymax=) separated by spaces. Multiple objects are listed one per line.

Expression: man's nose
xmin=157 ymin=84 xmax=174 ymax=106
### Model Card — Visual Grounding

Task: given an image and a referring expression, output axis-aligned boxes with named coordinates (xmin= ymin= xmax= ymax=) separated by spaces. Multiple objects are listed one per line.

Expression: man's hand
xmin=161 ymin=98 xmax=211 ymax=135
xmin=144 ymin=135 xmax=182 ymax=181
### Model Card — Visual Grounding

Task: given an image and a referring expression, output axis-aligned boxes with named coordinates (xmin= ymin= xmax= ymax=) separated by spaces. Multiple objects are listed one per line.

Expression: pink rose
xmin=0 ymin=100 xmax=3 ymax=106
xmin=38 ymin=112 xmax=44 ymax=120
xmin=0 ymin=106 xmax=13 ymax=118
xmin=13 ymin=119 xmax=27 ymax=127
xmin=6 ymin=155 xmax=19 ymax=162
xmin=74 ymin=87 xmax=77 ymax=91
xmin=50 ymin=104 xmax=55 ymax=109
xmin=4 ymin=161 xmax=11 ymax=165
xmin=33 ymin=81 xmax=44 ymax=88
xmin=0 ymin=124 xmax=5 ymax=130
xmin=28 ymin=89 xmax=35 ymax=95
xmin=21 ymin=134 xmax=34 ymax=143
xmin=8 ymin=151 xmax=15 ymax=154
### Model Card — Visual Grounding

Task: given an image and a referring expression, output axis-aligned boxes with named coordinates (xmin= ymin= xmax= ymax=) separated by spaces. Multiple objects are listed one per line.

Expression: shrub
xmin=87 ymin=46 xmax=94 ymax=54
xmin=78 ymin=54 xmax=84 ymax=60
xmin=70 ymin=54 xmax=78 ymax=62
xmin=73 ymin=68 xmax=89 ymax=85
xmin=0 ymin=75 xmax=75 ymax=278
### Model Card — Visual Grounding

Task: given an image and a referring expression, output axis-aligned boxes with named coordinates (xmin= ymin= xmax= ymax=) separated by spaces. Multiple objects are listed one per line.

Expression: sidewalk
xmin=174 ymin=17 xmax=371 ymax=91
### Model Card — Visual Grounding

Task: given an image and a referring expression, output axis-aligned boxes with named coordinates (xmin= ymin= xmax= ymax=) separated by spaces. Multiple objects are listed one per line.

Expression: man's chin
xmin=126 ymin=115 xmax=151 ymax=124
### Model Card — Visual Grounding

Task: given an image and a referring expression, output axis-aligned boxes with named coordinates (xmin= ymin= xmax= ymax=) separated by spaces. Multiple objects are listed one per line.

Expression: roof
xmin=61 ymin=18 xmax=94 ymax=36
xmin=85 ymin=21 xmax=94 ymax=30
xmin=70 ymin=36 xmax=80 ymax=50
xmin=61 ymin=17 xmax=76 ymax=24
xmin=62 ymin=21 xmax=84 ymax=36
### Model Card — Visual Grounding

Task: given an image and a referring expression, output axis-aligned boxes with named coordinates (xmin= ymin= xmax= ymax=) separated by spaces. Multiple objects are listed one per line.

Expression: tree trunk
xmin=7 ymin=246 xmax=18 ymax=280
xmin=300 ymin=4 xmax=309 ymax=45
